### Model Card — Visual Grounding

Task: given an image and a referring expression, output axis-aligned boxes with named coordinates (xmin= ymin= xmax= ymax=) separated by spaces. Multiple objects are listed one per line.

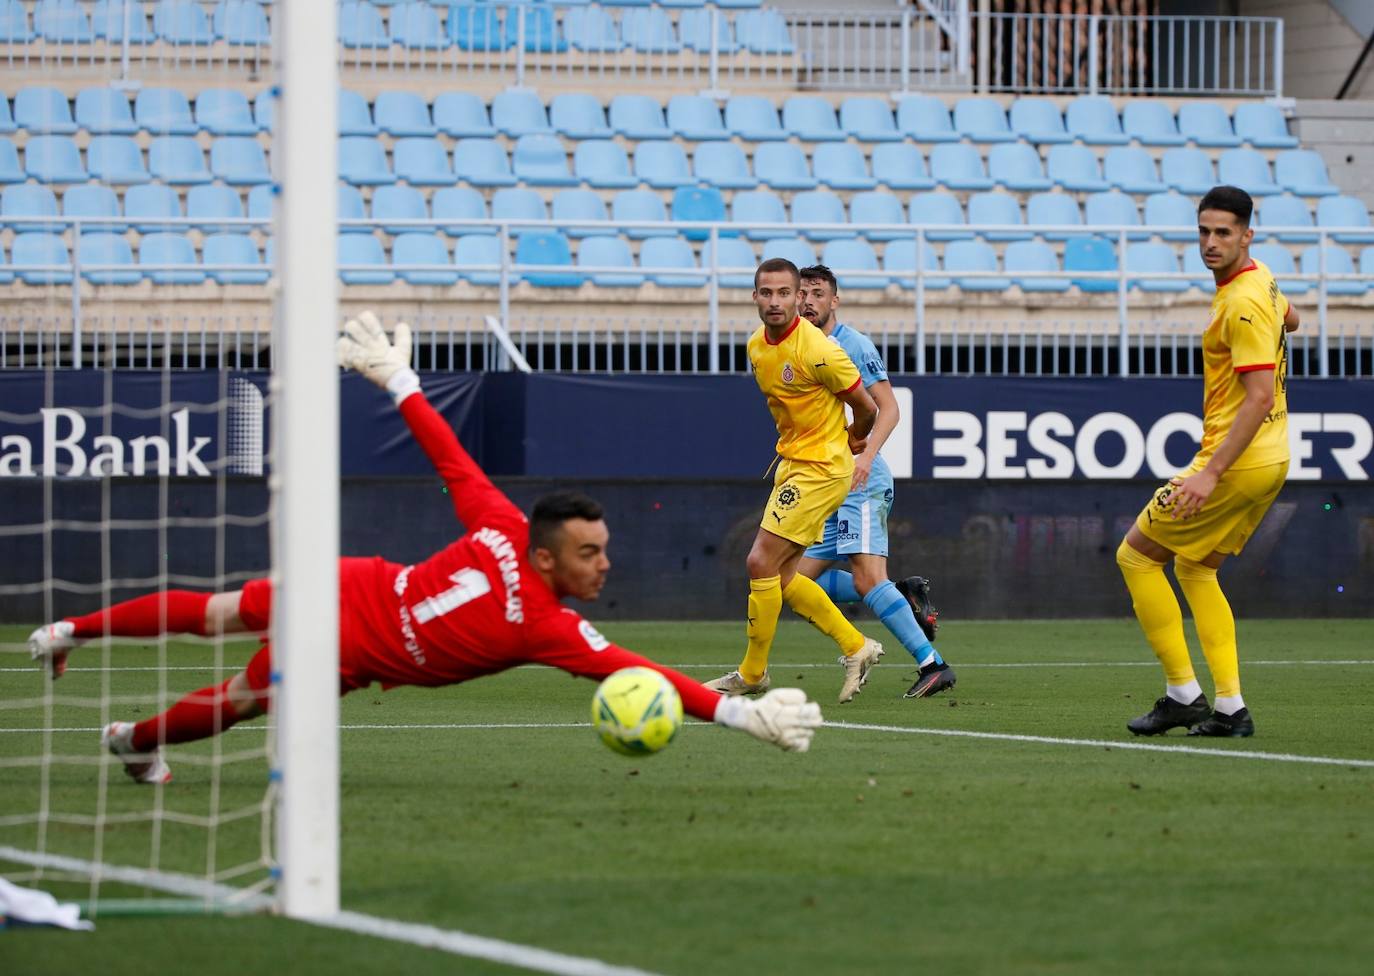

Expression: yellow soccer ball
xmin=590 ymin=667 xmax=684 ymax=756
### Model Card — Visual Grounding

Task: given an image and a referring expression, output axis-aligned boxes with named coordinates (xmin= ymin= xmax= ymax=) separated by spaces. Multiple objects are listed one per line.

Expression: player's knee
xmin=1117 ymin=538 xmax=1164 ymax=574
xmin=226 ymin=672 xmax=267 ymax=718
xmin=1173 ymin=555 xmax=1218 ymax=583
xmin=849 ymin=564 xmax=885 ymax=595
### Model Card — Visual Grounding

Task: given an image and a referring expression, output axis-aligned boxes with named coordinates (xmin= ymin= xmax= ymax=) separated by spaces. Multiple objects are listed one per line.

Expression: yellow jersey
xmin=1199 ymin=258 xmax=1290 ymax=470
xmin=748 ymin=316 xmax=862 ymax=468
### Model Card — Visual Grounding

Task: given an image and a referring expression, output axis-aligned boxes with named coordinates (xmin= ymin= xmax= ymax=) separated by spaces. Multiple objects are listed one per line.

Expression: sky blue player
xmin=794 ymin=265 xmax=956 ymax=699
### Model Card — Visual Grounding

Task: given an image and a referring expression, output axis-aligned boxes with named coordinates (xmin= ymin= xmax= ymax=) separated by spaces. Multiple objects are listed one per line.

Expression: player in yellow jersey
xmin=1118 ymin=186 xmax=1300 ymax=739
xmin=705 ymin=258 xmax=884 ymax=703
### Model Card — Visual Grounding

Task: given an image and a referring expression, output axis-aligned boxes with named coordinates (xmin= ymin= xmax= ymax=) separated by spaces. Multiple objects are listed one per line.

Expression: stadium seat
xmin=672 ymin=185 xmax=729 ymax=240
xmin=679 ymin=8 xmax=738 ymax=54
xmin=336 ymin=233 xmax=393 ymax=285
xmin=453 ymin=138 xmax=516 ymax=187
xmin=1360 ymin=246 xmax=1374 ymax=280
xmin=574 ymin=140 xmax=637 ymax=189
xmin=1026 ymin=191 xmax=1083 ymax=241
xmin=492 ymin=187 xmax=547 ymax=229
xmin=701 ymin=236 xmax=758 ymax=288
xmin=731 ymin=190 xmax=790 ymax=240
xmin=1255 ymin=195 xmax=1318 ymax=243
xmin=196 ymin=89 xmax=257 ymax=136
xmin=186 ymin=183 xmax=244 ymax=233
xmin=550 ymin=94 xmax=611 ymax=140
xmin=577 ymin=236 xmax=643 ymax=287
xmin=333 ymin=183 xmax=364 ymax=230
xmin=1063 ymin=235 xmax=1118 ymax=292
xmin=214 ymin=0 xmax=269 ymax=45
xmin=338 ymin=89 xmax=377 ymax=136
xmin=840 ymin=97 xmax=901 ymax=142
xmin=967 ymin=191 xmax=1029 ymax=242
xmin=760 ymin=236 xmax=816 ymax=269
xmin=2 ymin=184 xmax=60 ymax=233
xmin=253 ymin=90 xmax=275 ymax=132
xmin=1047 ymin=144 xmax=1109 ymax=192
xmin=136 ymin=87 xmax=197 ymax=135
xmin=1121 ymin=101 xmax=1185 ymax=146
xmin=124 ymin=183 xmax=182 ymax=233
xmin=1181 ymin=244 xmax=1212 ymax=291
xmin=505 ymin=4 xmax=565 ymax=53
xmin=0 ymin=0 xmax=32 ymax=43
xmin=25 ymin=135 xmax=87 ymax=183
xmin=849 ymin=190 xmax=910 ymax=241
xmin=908 ymin=191 xmax=970 ymax=241
xmin=393 ymin=232 xmax=458 ymax=286
xmin=813 ymin=143 xmax=876 ymax=190
xmin=389 ymin=1 xmax=448 ymax=49
xmin=1126 ymin=242 xmax=1187 ymax=292
xmin=1233 ymin=103 xmax=1299 ymax=149
xmin=140 ymin=232 xmax=205 ymax=284
xmin=639 ymin=236 xmax=707 ymax=287
xmin=433 ymin=92 xmax=495 ymax=138
xmin=491 ymin=90 xmax=551 ymax=138
xmin=79 ymin=232 xmax=140 ymax=285
xmin=153 ymin=1 xmax=214 ymax=44
xmin=954 ymin=97 xmax=1015 ymax=143
xmin=374 ymin=91 xmax=436 ymax=137
xmin=725 ymin=96 xmax=785 ymax=141
xmin=431 ymin=186 xmax=487 ymax=236
xmin=338 ymin=0 xmax=390 ymax=48
xmin=987 ymin=143 xmax=1052 ymax=192
xmin=74 ymin=88 xmax=136 ymax=135
xmin=1274 ymin=150 xmax=1338 ymax=197
xmin=455 ymin=234 xmax=503 ymax=286
xmin=1008 ymin=97 xmax=1071 ymax=144
xmin=884 ymin=238 xmax=950 ymax=290
xmin=513 ymin=134 xmax=577 ymax=187
xmin=1143 ymin=191 xmax=1197 ymax=242
xmin=714 ymin=0 xmax=765 ymax=7
xmin=693 ymin=142 xmax=756 ymax=189
xmin=1316 ymin=195 xmax=1374 ymax=244
xmin=0 ymin=139 xmax=23 ymax=184
xmin=85 ymin=135 xmax=149 ymax=184
xmin=822 ymin=238 xmax=887 ymax=290
xmin=564 ymin=5 xmax=622 ymax=52
xmin=623 ymin=6 xmax=680 ymax=53
xmin=1177 ymin=102 xmax=1242 ymax=147
xmin=1248 ymin=242 xmax=1306 ymax=295
xmin=930 ymin=143 xmax=994 ymax=191
xmin=792 ymin=190 xmax=851 ymax=242
xmin=871 ymin=143 xmax=935 ymax=190
xmin=371 ymin=184 xmax=427 ymax=235
xmin=1160 ymin=148 xmax=1216 ymax=195
xmin=668 ymin=94 xmax=728 ymax=141
xmin=1066 ymin=96 xmax=1128 ymax=145
xmin=737 ymin=8 xmax=793 ymax=54
xmin=338 ymin=136 xmax=395 ymax=185
xmin=753 ymin=142 xmax=816 ymax=191
xmin=516 ymin=231 xmax=583 ymax=287
xmin=448 ymin=4 xmax=508 ymax=51
xmin=612 ymin=189 xmax=673 ymax=240
xmin=12 ymin=232 xmax=72 ymax=284
xmin=609 ymin=95 xmax=670 ymax=139
xmin=552 ymin=189 xmax=611 ymax=239
xmin=393 ymin=137 xmax=456 ymax=186
xmin=783 ymin=96 xmax=845 ymax=142
xmin=1004 ymin=239 xmax=1069 ymax=292
xmin=64 ymin=184 xmax=122 ymax=233
xmin=945 ymin=239 xmax=1010 ymax=291
xmin=1085 ymin=191 xmax=1147 ymax=241
xmin=92 ymin=1 xmax=154 ymax=43
xmin=203 ymin=232 xmax=268 ymax=285
xmin=210 ymin=137 xmax=271 ymax=185
xmin=633 ymin=141 xmax=692 ymax=188
xmin=1218 ymin=148 xmax=1280 ymax=196
xmin=1301 ymin=244 xmax=1366 ymax=295
xmin=1104 ymin=146 xmax=1167 ymax=194
xmin=15 ymin=87 xmax=77 ymax=134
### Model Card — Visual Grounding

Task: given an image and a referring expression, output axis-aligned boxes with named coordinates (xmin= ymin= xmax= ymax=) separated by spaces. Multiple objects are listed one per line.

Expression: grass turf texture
xmin=2 ymin=618 xmax=1372 ymax=976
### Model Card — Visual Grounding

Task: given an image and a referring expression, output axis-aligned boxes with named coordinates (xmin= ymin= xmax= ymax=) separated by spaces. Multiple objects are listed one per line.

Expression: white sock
xmin=1166 ymin=680 xmax=1204 ymax=704
xmin=1213 ymin=694 xmax=1246 ymax=715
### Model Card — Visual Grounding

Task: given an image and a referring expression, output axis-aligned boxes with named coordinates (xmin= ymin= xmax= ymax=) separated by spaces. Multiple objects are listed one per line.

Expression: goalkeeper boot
xmin=1187 ymin=707 xmax=1254 ymax=738
xmin=28 ymin=620 xmax=82 ymax=679
xmin=837 ymin=637 xmax=884 ymax=703
xmin=1126 ymin=694 xmax=1211 ymax=736
xmin=905 ymin=662 xmax=957 ymax=699
xmin=102 ymin=722 xmax=172 ymax=785
xmin=704 ymin=670 xmax=771 ymax=696
xmin=894 ymin=576 xmax=939 ymax=642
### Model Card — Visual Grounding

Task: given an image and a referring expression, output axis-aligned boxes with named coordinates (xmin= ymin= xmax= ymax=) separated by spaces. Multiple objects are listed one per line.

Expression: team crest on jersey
xmin=579 ymin=619 xmax=609 ymax=652
xmin=775 ymin=482 xmax=802 ymax=510
xmin=781 ymin=362 xmax=795 ymax=384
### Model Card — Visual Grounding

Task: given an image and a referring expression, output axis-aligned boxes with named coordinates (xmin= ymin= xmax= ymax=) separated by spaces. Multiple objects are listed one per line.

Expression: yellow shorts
xmin=760 ymin=457 xmax=853 ymax=548
xmin=1135 ymin=458 xmax=1288 ymax=561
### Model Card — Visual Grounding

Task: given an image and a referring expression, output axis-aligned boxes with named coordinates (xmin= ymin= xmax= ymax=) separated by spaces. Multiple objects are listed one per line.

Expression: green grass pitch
xmin=3 ymin=618 xmax=1372 ymax=975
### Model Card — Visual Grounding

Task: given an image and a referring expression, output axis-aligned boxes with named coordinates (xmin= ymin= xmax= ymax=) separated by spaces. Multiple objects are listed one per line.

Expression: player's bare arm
xmin=839 ymin=382 xmax=877 ymax=458
xmin=1283 ymin=302 xmax=1300 ymax=333
xmin=850 ymin=380 xmax=898 ymax=491
xmin=1170 ymin=368 xmax=1275 ymax=520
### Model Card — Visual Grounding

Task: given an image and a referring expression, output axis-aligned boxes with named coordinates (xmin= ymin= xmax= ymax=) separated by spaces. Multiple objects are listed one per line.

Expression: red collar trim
xmin=764 ymin=316 xmax=802 ymax=346
xmin=1215 ymin=260 xmax=1257 ymax=288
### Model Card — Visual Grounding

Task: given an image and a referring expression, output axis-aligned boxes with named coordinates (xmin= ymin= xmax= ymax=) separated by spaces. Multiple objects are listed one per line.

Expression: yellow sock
xmin=1175 ymin=556 xmax=1240 ymax=698
xmin=782 ymin=573 xmax=865 ymax=655
xmin=739 ymin=575 xmax=782 ymax=684
xmin=1116 ymin=540 xmax=1195 ymax=685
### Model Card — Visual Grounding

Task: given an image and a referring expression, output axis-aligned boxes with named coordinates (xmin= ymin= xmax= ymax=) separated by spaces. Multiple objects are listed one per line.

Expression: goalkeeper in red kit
xmin=28 ymin=313 xmax=823 ymax=783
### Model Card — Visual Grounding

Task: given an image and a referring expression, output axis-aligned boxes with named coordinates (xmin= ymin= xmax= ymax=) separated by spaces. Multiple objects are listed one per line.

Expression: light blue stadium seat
xmin=849 ymin=190 xmax=909 ymax=241
xmin=840 ymin=97 xmax=901 ymax=142
xmin=0 ymin=138 xmax=23 ymax=183
xmin=504 ymin=4 xmax=566 ymax=54
xmin=679 ymin=8 xmax=737 ymax=54
xmin=552 ymin=189 xmax=611 ymax=238
xmin=338 ymin=90 xmax=377 ymax=136
xmin=154 ymin=1 xmax=214 ymax=44
xmin=954 ymin=97 xmax=1015 ymax=143
xmin=813 ymin=143 xmax=876 ymax=190
xmin=1160 ymin=147 xmax=1215 ymax=195
xmin=15 ymin=87 xmax=77 ymax=134
xmin=1126 ymin=242 xmax=1187 ymax=292
xmin=36 ymin=2 xmax=94 ymax=43
xmin=550 ymin=94 xmax=610 ymax=139
xmin=433 ymin=92 xmax=495 ymax=138
xmin=455 ymin=234 xmax=503 ymax=286
xmin=203 ymin=232 xmax=267 ymax=284
xmin=967 ymin=191 xmax=1029 ymax=242
xmin=338 ymin=136 xmax=395 ymax=185
xmin=1026 ymin=191 xmax=1083 ymax=240
xmin=393 ymin=232 xmax=457 ymax=286
xmin=79 ymin=232 xmax=140 ymax=285
xmin=672 ymin=185 xmax=729 ymax=240
xmin=1248 ymin=242 xmax=1305 ymax=296
xmin=1004 ymin=239 xmax=1069 ymax=292
xmin=871 ymin=143 xmax=934 ymax=191
xmin=822 ymin=238 xmax=886 ymax=290
xmin=136 ymin=87 xmax=197 ymax=135
xmin=760 ymin=236 xmax=816 ymax=269
xmin=884 ymin=238 xmax=950 ymax=290
xmin=186 ymin=183 xmax=244 ymax=233
xmin=12 ymin=232 xmax=72 ymax=284
xmin=599 ymin=0 xmax=654 ymax=6
xmin=639 ymin=236 xmax=706 ymax=287
xmin=1361 ymin=247 xmax=1374 ymax=279
xmin=1255 ymin=194 xmax=1317 ymax=243
xmin=336 ymin=233 xmax=393 ymax=285
xmin=92 ymin=0 xmax=153 ymax=43
xmin=1085 ymin=190 xmax=1147 ymax=241
xmin=1274 ymin=149 xmax=1337 ymax=197
xmin=633 ymin=141 xmax=692 ymax=188
xmin=254 ymin=89 xmax=275 ymax=132
xmin=1104 ymin=146 xmax=1166 ymax=194
xmin=623 ymin=6 xmax=679 ymax=53
xmin=140 ymin=231 xmax=205 ymax=283
xmin=1181 ymin=244 xmax=1212 ymax=291
xmin=0 ymin=0 xmax=32 ymax=43
xmin=1143 ymin=191 xmax=1196 ymax=242
xmin=737 ymin=8 xmax=793 ymax=54
xmin=195 ymin=89 xmax=257 ymax=135
xmin=64 ymin=184 xmax=122 ymax=232
xmin=1301 ymin=244 xmax=1365 ymax=295
xmin=988 ymin=142 xmax=1052 ymax=192
xmin=1233 ymin=103 xmax=1298 ymax=149
xmin=513 ymin=134 xmax=577 ymax=187
xmin=725 ymin=95 xmax=784 ymax=140
xmin=577 ymin=236 xmax=643 ymax=287
xmin=448 ymin=4 xmax=509 ymax=51
xmin=668 ymin=94 xmax=727 ymax=140
xmin=693 ymin=142 xmax=756 ymax=189
xmin=1063 ymin=235 xmax=1118 ymax=293
xmin=1122 ymin=101 xmax=1185 ymax=146
xmin=211 ymin=136 xmax=270 ymax=184
xmin=783 ymin=96 xmax=844 ymax=142
xmin=371 ymin=184 xmax=427 ymax=235
xmin=453 ymin=138 xmax=516 ymax=186
xmin=214 ymin=0 xmax=269 ymax=45
xmin=492 ymin=187 xmax=547 ymax=230
xmin=124 ymin=183 xmax=182 ymax=233
xmin=609 ymin=95 xmax=670 ymax=139
xmin=716 ymin=0 xmax=765 ymax=7
xmin=701 ymin=236 xmax=757 ymax=288
xmin=1178 ymin=102 xmax=1241 ymax=147
xmin=389 ymin=1 xmax=448 ymax=50
xmin=86 ymin=135 xmax=149 ymax=183
xmin=1009 ymin=97 xmax=1071 ymax=144
xmin=1316 ymin=195 xmax=1374 ymax=243
xmin=945 ymin=239 xmax=1009 ymax=291
xmin=908 ymin=191 xmax=970 ymax=241
xmin=334 ymin=183 xmax=364 ymax=231
xmin=373 ymin=91 xmax=436 ymax=137
xmin=393 ymin=137 xmax=456 ymax=186
xmin=25 ymin=135 xmax=87 ymax=183
xmin=1047 ymin=144 xmax=1108 ymax=192
xmin=731 ymin=190 xmax=790 ymax=240
xmin=1066 ymin=96 xmax=1128 ymax=145
xmin=574 ymin=140 xmax=637 ymax=188
xmin=792 ymin=190 xmax=851 ymax=242
xmin=1218 ymin=148 xmax=1280 ymax=196
xmin=564 ymin=5 xmax=622 ymax=52
xmin=930 ymin=143 xmax=993 ymax=191
xmin=2 ymin=184 xmax=60 ymax=233
xmin=338 ymin=0 xmax=390 ymax=48
xmin=516 ymin=231 xmax=583 ymax=287
xmin=612 ymin=189 xmax=673 ymax=239
xmin=432 ymin=186 xmax=486 ymax=235
xmin=754 ymin=142 xmax=815 ymax=191
xmin=492 ymin=90 xmax=551 ymax=138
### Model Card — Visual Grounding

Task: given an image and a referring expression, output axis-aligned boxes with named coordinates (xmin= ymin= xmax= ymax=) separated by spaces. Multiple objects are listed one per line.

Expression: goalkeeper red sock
xmin=131 ymin=678 xmax=245 ymax=751
xmin=68 ymin=591 xmax=212 ymax=639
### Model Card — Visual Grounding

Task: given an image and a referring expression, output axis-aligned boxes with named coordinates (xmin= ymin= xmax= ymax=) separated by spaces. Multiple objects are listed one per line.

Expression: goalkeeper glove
xmin=336 ymin=310 xmax=419 ymax=403
xmin=714 ymin=688 xmax=823 ymax=753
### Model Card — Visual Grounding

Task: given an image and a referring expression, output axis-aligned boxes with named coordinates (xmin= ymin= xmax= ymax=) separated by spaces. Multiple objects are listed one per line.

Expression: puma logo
xmin=771 ymin=512 xmax=784 ymax=524
xmin=1239 ymin=315 xmax=1253 ymax=325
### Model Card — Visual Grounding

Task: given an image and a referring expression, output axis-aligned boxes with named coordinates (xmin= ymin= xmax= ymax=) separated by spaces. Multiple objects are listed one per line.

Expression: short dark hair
xmin=1198 ymin=185 xmax=1253 ymax=226
xmin=530 ymin=491 xmax=605 ymax=552
xmin=798 ymin=264 xmax=838 ymax=294
xmin=754 ymin=257 xmax=800 ymax=290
